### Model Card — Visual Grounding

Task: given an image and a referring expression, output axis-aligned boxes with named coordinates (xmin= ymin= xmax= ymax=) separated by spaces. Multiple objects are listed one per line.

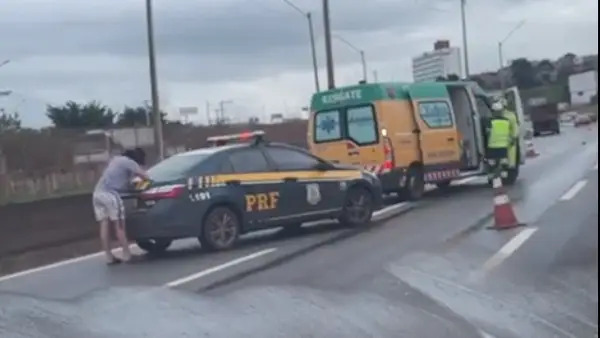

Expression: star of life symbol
xmin=319 ymin=117 xmax=336 ymax=134
xmin=306 ymin=183 xmax=321 ymax=206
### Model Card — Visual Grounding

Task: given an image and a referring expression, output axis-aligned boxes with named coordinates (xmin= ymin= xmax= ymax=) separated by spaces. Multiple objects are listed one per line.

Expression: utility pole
xmin=322 ymin=0 xmax=335 ymax=89
xmin=373 ymin=70 xmax=379 ymax=82
xmin=205 ymin=101 xmax=212 ymax=125
xmin=217 ymin=100 xmax=233 ymax=125
xmin=460 ymin=0 xmax=470 ymax=78
xmin=360 ymin=50 xmax=367 ymax=82
xmin=145 ymin=0 xmax=164 ymax=160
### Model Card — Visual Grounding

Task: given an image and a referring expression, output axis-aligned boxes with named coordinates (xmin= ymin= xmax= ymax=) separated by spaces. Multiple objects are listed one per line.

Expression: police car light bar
xmin=206 ymin=130 xmax=266 ymax=146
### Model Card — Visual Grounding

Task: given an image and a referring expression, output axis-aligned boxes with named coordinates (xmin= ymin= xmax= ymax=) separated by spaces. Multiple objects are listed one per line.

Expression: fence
xmin=0 ymin=120 xmax=310 ymax=205
xmin=0 ymin=168 xmax=102 ymax=205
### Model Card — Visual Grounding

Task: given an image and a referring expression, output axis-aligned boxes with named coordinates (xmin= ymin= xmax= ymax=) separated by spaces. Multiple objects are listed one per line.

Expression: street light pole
xmin=323 ymin=0 xmax=335 ymax=89
xmin=145 ymin=0 xmax=164 ymax=160
xmin=498 ymin=20 xmax=526 ymax=91
xmin=333 ymin=35 xmax=367 ymax=83
xmin=280 ymin=1 xmax=320 ymax=92
xmin=306 ymin=12 xmax=320 ymax=92
xmin=460 ymin=0 xmax=470 ymax=78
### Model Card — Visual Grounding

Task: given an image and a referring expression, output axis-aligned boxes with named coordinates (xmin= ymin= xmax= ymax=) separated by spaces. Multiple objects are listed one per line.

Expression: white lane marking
xmin=165 ymin=248 xmax=277 ymax=288
xmin=559 ymin=180 xmax=588 ymax=201
xmin=0 ymin=245 xmax=137 ymax=283
xmin=374 ymin=202 xmax=408 ymax=216
xmin=481 ymin=227 xmax=538 ymax=273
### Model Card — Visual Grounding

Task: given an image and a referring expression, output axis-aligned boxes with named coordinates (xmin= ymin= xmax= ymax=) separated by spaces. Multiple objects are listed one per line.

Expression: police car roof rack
xmin=206 ymin=130 xmax=266 ymax=147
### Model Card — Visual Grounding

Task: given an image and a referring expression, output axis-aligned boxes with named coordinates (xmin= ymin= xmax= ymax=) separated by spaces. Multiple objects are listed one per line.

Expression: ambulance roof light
xmin=206 ymin=130 xmax=266 ymax=146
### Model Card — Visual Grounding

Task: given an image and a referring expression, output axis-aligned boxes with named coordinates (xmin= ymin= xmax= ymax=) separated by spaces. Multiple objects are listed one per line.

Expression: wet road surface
xmin=0 ymin=124 xmax=597 ymax=337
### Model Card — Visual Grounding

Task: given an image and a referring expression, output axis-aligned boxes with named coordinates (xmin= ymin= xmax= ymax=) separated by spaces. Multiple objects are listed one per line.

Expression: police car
xmin=125 ymin=131 xmax=383 ymax=254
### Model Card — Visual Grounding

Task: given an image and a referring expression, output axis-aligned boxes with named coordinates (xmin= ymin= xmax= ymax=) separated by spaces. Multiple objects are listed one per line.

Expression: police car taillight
xmin=140 ymin=184 xmax=185 ymax=200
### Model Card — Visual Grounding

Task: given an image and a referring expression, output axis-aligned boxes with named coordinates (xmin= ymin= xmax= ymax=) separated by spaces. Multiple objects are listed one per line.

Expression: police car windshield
xmin=148 ymin=151 xmax=212 ymax=181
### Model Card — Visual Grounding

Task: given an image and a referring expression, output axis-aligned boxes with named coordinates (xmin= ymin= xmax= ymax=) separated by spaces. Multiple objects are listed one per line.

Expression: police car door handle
xmin=283 ymin=177 xmax=298 ymax=182
xmin=447 ymin=137 xmax=455 ymax=141
xmin=225 ymin=179 xmax=241 ymax=186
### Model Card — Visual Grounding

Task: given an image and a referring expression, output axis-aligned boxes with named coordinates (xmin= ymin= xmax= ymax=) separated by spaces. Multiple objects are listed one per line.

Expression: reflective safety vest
xmin=503 ymin=109 xmax=520 ymax=139
xmin=488 ymin=117 xmax=511 ymax=149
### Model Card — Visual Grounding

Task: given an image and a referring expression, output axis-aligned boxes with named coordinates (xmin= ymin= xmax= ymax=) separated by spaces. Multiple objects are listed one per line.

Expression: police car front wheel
xmin=199 ymin=206 xmax=241 ymax=251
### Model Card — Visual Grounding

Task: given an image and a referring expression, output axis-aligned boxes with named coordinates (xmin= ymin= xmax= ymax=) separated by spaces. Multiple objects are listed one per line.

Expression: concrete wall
xmin=0 ymin=194 xmax=95 ymax=257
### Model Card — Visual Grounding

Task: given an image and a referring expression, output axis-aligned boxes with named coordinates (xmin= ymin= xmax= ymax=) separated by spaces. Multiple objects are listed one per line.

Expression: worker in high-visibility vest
xmin=501 ymin=102 xmax=520 ymax=169
xmin=486 ymin=101 xmax=513 ymax=180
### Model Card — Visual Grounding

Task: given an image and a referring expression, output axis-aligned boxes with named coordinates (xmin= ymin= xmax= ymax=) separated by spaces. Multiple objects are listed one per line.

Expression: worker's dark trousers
xmin=486 ymin=147 xmax=509 ymax=180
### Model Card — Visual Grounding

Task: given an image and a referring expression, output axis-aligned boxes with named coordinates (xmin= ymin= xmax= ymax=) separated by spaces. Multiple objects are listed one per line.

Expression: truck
xmin=307 ymin=81 xmax=526 ymax=200
xmin=529 ymin=102 xmax=560 ymax=136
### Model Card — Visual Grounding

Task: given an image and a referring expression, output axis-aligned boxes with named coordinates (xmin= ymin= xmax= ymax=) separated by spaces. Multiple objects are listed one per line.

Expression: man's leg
xmin=99 ymin=219 xmax=119 ymax=263
xmin=110 ymin=192 xmax=132 ymax=262
xmin=114 ymin=219 xmax=132 ymax=262
xmin=94 ymin=192 xmax=119 ymax=264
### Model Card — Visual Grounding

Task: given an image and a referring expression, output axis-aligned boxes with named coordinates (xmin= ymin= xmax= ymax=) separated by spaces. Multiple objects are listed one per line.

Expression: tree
xmin=510 ymin=58 xmax=538 ymax=89
xmin=0 ymin=109 xmax=21 ymax=132
xmin=46 ymin=101 xmax=116 ymax=128
xmin=116 ymin=105 xmax=166 ymax=127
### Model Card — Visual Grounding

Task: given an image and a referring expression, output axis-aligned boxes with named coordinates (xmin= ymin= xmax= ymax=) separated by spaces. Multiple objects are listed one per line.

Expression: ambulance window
xmin=264 ymin=146 xmax=320 ymax=171
xmin=418 ymin=101 xmax=453 ymax=128
xmin=346 ymin=105 xmax=378 ymax=145
xmin=314 ymin=110 xmax=342 ymax=142
xmin=228 ymin=149 xmax=270 ymax=173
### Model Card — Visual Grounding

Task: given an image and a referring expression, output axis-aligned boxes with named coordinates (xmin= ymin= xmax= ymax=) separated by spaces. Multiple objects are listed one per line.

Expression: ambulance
xmin=307 ymin=81 xmax=526 ymax=200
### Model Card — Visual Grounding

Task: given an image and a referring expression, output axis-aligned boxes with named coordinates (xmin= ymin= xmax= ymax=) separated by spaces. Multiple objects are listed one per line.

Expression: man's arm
xmin=126 ymin=158 xmax=150 ymax=180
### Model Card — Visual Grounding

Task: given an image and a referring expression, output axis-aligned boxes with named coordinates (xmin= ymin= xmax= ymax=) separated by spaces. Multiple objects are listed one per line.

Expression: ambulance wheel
xmin=136 ymin=239 xmax=172 ymax=255
xmin=199 ymin=206 xmax=240 ymax=251
xmin=339 ymin=187 xmax=374 ymax=227
xmin=398 ymin=166 xmax=425 ymax=201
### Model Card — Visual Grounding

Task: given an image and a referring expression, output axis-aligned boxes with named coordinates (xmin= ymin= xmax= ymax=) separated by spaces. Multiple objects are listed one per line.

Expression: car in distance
xmin=123 ymin=131 xmax=383 ymax=254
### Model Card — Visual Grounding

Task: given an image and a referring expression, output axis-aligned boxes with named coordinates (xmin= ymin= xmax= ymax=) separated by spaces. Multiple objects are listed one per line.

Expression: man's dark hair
xmin=134 ymin=147 xmax=146 ymax=166
xmin=122 ymin=148 xmax=143 ymax=165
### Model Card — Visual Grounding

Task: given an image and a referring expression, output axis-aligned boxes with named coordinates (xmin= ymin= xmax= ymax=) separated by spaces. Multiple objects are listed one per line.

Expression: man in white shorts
xmin=93 ymin=149 xmax=149 ymax=264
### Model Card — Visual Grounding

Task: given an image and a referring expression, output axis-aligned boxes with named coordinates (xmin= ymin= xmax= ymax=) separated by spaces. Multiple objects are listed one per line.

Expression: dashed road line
xmin=560 ymin=180 xmax=588 ymax=201
xmin=165 ymin=248 xmax=277 ymax=288
xmin=481 ymin=227 xmax=538 ymax=273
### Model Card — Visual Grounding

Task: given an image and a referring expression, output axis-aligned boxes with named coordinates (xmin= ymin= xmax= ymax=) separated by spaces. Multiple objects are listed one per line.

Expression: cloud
xmin=0 ymin=0 xmax=597 ymax=127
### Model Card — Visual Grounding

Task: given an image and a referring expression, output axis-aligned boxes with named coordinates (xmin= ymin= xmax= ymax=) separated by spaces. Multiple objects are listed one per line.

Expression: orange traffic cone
xmin=488 ymin=177 xmax=525 ymax=230
xmin=525 ymin=140 xmax=539 ymax=158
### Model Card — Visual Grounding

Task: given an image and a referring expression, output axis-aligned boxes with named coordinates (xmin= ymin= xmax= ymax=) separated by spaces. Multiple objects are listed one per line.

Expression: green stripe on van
xmin=310 ymin=82 xmax=463 ymax=111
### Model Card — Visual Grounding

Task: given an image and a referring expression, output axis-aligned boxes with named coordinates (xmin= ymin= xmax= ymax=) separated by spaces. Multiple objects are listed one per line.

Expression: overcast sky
xmin=0 ymin=0 xmax=597 ymax=127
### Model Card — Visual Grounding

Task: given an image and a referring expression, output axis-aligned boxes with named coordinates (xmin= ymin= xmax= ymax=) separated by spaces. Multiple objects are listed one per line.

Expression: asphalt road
xmin=0 ymin=124 xmax=597 ymax=338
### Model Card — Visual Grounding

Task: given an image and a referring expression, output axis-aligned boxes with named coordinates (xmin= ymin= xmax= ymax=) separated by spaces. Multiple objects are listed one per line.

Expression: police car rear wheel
xmin=200 ymin=206 xmax=240 ymax=251
xmin=339 ymin=187 xmax=374 ymax=227
xmin=136 ymin=239 xmax=172 ymax=255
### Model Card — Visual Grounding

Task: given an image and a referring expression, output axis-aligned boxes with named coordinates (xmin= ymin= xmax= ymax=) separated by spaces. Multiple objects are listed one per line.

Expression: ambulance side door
xmin=408 ymin=86 xmax=461 ymax=171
